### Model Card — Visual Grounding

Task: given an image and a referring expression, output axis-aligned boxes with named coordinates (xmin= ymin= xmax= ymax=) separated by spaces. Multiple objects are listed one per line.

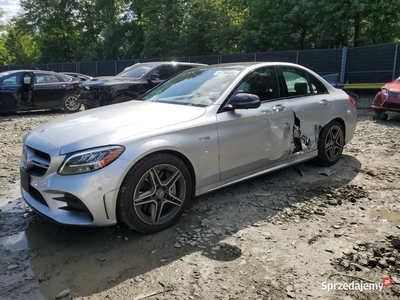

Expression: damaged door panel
xmin=289 ymin=95 xmax=334 ymax=155
xmin=278 ymin=66 xmax=334 ymax=156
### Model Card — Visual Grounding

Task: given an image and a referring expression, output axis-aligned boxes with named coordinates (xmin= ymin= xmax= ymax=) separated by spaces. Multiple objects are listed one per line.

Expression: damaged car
xmin=20 ymin=62 xmax=357 ymax=233
xmin=372 ymin=76 xmax=400 ymax=120
xmin=0 ymin=70 xmax=82 ymax=114
xmin=78 ymin=61 xmax=205 ymax=108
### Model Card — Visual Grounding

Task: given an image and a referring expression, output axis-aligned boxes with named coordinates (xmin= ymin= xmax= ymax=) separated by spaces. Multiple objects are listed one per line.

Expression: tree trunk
xmin=353 ymin=12 xmax=360 ymax=46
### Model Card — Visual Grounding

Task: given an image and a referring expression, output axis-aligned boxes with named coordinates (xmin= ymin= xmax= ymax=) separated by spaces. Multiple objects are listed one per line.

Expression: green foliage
xmin=0 ymin=0 xmax=399 ymax=65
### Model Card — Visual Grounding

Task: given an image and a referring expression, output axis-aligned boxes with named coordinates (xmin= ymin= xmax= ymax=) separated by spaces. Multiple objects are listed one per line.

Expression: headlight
xmin=58 ymin=146 xmax=125 ymax=175
xmin=381 ymin=88 xmax=388 ymax=97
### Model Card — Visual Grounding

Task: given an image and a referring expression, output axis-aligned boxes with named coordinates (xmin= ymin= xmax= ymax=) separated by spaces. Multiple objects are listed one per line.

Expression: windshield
xmin=141 ymin=67 xmax=243 ymax=107
xmin=0 ymin=72 xmax=9 ymax=79
xmin=117 ymin=64 xmax=156 ymax=79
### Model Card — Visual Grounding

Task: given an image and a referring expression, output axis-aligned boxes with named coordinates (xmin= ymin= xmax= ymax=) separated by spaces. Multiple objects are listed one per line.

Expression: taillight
xmin=349 ymin=96 xmax=356 ymax=107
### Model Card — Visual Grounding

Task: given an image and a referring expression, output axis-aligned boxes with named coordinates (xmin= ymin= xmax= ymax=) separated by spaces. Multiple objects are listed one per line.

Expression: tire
xmin=316 ymin=120 xmax=345 ymax=166
xmin=373 ymin=111 xmax=388 ymax=120
xmin=117 ymin=153 xmax=192 ymax=233
xmin=62 ymin=94 xmax=81 ymax=113
xmin=111 ymin=95 xmax=134 ymax=105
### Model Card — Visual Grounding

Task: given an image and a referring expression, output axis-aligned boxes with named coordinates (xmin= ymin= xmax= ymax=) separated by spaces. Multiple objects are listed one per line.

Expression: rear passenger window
xmin=280 ymin=67 xmax=327 ymax=96
xmin=36 ymin=74 xmax=60 ymax=84
xmin=281 ymin=67 xmax=310 ymax=97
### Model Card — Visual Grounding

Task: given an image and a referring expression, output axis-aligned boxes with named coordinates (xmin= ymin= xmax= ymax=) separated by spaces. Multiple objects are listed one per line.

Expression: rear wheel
xmin=316 ymin=120 xmax=344 ymax=166
xmin=62 ymin=94 xmax=81 ymax=113
xmin=117 ymin=153 xmax=192 ymax=233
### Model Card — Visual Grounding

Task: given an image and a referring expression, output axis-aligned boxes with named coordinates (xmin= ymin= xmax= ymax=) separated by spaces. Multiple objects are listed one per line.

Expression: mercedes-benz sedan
xmin=20 ymin=62 xmax=357 ymax=233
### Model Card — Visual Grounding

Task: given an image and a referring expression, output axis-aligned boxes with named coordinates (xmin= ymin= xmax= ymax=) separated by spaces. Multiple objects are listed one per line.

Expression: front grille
xmin=24 ymin=146 xmax=51 ymax=176
xmin=28 ymin=186 xmax=48 ymax=207
xmin=388 ymin=91 xmax=400 ymax=98
xmin=33 ymin=149 xmax=51 ymax=161
xmin=382 ymin=102 xmax=400 ymax=109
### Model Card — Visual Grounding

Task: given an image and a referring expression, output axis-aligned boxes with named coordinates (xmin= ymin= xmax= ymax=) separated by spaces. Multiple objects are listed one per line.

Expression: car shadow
xmin=22 ymin=155 xmax=361 ymax=299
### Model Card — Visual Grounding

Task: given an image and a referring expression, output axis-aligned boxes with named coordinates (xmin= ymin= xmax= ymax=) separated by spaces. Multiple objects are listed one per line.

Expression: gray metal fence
xmin=1 ymin=43 xmax=399 ymax=84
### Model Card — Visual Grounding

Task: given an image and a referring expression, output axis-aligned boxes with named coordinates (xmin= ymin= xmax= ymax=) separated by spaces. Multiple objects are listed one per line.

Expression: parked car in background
xmin=21 ymin=62 xmax=357 ymax=233
xmin=61 ymin=72 xmax=93 ymax=81
xmin=0 ymin=70 xmax=82 ymax=113
xmin=78 ymin=61 xmax=206 ymax=109
xmin=372 ymin=76 xmax=400 ymax=120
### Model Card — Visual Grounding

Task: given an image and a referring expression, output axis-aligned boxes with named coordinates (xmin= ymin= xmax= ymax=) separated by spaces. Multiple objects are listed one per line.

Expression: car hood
xmin=84 ymin=76 xmax=141 ymax=87
xmin=384 ymin=80 xmax=400 ymax=92
xmin=26 ymin=101 xmax=206 ymax=154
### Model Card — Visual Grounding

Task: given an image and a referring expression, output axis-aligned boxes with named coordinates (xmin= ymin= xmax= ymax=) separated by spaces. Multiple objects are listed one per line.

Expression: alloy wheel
xmin=324 ymin=125 xmax=344 ymax=162
xmin=133 ymin=164 xmax=187 ymax=225
xmin=64 ymin=95 xmax=80 ymax=111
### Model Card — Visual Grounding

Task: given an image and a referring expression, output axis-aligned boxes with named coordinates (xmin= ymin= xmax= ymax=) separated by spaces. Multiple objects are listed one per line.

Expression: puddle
xmin=370 ymin=209 xmax=400 ymax=226
xmin=0 ymin=232 xmax=28 ymax=251
xmin=0 ymin=183 xmax=26 ymax=212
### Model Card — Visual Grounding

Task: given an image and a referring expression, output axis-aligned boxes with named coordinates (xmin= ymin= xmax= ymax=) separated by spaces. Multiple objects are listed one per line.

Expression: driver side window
xmin=233 ymin=67 xmax=280 ymax=101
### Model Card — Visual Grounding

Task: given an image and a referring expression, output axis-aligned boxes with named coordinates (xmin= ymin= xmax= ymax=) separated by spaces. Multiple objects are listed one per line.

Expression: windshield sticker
xmin=213 ymin=70 xmax=240 ymax=76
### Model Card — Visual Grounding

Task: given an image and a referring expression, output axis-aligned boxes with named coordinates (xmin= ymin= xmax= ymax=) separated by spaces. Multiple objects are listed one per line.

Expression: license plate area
xmin=20 ymin=168 xmax=31 ymax=191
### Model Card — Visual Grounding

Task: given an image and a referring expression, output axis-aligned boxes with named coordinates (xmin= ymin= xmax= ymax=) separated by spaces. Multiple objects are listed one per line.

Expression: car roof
xmin=132 ymin=61 xmax=206 ymax=67
xmin=204 ymin=62 xmax=304 ymax=68
xmin=0 ymin=70 xmax=68 ymax=75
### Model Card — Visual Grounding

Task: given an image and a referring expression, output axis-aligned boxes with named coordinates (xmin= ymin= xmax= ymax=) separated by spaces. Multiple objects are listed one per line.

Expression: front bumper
xmin=20 ymin=149 xmax=129 ymax=226
xmin=372 ymin=92 xmax=400 ymax=112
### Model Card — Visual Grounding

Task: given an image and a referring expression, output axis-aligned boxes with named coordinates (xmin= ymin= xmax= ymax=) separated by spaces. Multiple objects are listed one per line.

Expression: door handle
xmin=319 ymin=99 xmax=329 ymax=106
xmin=272 ymin=104 xmax=286 ymax=112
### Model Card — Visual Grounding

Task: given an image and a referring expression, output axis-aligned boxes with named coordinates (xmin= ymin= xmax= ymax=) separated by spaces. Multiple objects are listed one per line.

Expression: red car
xmin=372 ymin=77 xmax=400 ymax=120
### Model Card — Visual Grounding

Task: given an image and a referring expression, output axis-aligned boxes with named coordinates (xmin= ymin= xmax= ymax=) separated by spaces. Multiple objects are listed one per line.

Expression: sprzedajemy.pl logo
xmin=322 ymin=277 xmax=392 ymax=292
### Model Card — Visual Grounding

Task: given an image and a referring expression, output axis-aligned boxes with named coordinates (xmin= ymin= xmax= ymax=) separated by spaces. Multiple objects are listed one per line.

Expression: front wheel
xmin=316 ymin=120 xmax=345 ymax=166
xmin=117 ymin=153 xmax=192 ymax=233
xmin=62 ymin=94 xmax=81 ymax=113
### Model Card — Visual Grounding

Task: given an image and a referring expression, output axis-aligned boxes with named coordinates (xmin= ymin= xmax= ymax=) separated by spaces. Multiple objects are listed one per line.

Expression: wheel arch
xmin=147 ymin=149 xmax=197 ymax=197
xmin=118 ymin=148 xmax=197 ymax=199
xmin=325 ymin=117 xmax=346 ymax=142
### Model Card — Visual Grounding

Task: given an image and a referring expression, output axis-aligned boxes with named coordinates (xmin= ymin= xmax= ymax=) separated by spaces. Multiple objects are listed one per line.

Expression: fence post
xmin=392 ymin=43 xmax=398 ymax=80
xmin=296 ymin=51 xmax=299 ymax=64
xmin=254 ymin=53 xmax=257 ymax=62
xmin=115 ymin=60 xmax=118 ymax=75
xmin=96 ymin=61 xmax=98 ymax=77
xmin=340 ymin=46 xmax=348 ymax=83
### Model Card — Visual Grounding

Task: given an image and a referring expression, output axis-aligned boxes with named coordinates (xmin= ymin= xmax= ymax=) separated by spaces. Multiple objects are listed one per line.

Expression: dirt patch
xmin=1 ymin=103 xmax=400 ymax=300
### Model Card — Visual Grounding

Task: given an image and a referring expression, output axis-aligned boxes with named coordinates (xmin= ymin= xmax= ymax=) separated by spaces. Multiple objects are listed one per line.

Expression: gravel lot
xmin=0 ymin=98 xmax=400 ymax=300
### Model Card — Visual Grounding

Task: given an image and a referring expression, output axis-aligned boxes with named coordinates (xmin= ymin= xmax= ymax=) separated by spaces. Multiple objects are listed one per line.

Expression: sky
xmin=0 ymin=0 xmax=21 ymax=21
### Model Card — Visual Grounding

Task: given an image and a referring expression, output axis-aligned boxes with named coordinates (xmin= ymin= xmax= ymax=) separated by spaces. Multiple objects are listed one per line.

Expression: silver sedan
xmin=20 ymin=62 xmax=357 ymax=233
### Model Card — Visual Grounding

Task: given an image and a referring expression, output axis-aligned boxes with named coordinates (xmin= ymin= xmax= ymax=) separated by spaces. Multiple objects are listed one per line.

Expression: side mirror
xmin=148 ymin=73 xmax=159 ymax=82
xmin=229 ymin=93 xmax=261 ymax=109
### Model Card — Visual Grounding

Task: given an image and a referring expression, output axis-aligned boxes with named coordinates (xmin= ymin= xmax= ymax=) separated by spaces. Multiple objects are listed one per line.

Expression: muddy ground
xmin=0 ymin=99 xmax=400 ymax=300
